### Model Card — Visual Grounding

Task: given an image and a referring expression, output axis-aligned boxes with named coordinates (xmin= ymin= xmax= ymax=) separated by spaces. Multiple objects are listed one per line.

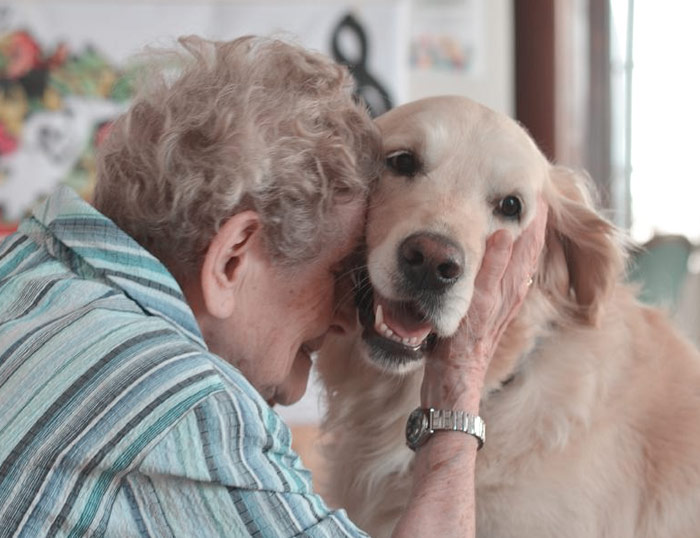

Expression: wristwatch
xmin=405 ymin=407 xmax=485 ymax=451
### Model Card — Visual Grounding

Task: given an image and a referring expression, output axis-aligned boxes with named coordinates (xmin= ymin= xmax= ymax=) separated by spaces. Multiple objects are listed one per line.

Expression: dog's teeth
xmin=375 ymin=311 xmax=425 ymax=349
xmin=382 ymin=325 xmax=402 ymax=344
xmin=375 ymin=304 xmax=384 ymax=327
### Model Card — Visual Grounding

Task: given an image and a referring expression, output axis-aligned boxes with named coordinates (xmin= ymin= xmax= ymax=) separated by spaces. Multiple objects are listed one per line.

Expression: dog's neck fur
xmin=482 ymin=288 xmax=554 ymax=394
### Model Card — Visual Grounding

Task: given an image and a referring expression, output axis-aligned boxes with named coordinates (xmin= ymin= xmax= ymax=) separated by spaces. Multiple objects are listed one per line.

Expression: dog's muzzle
xmin=354 ymin=232 xmax=465 ymax=371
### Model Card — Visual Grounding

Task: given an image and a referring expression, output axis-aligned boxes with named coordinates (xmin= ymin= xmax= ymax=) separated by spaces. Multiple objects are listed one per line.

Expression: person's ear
xmin=200 ymin=210 xmax=261 ymax=319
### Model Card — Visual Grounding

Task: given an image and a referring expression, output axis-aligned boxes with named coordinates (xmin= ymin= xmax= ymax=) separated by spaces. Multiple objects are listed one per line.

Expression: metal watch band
xmin=428 ymin=408 xmax=486 ymax=449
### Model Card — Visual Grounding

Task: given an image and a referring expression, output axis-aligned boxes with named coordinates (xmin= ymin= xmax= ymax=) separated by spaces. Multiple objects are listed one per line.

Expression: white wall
xmin=408 ymin=0 xmax=514 ymax=116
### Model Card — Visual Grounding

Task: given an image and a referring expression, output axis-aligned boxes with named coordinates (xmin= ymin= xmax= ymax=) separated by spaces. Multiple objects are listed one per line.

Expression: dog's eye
xmin=386 ymin=151 xmax=419 ymax=177
xmin=497 ymin=195 xmax=522 ymax=219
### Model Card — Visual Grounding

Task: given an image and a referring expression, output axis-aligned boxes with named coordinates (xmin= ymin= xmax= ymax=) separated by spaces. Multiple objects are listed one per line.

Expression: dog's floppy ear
xmin=539 ymin=166 xmax=625 ymax=325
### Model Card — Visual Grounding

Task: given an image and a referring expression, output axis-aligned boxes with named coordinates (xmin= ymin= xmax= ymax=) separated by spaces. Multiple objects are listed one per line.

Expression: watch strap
xmin=428 ymin=408 xmax=485 ymax=449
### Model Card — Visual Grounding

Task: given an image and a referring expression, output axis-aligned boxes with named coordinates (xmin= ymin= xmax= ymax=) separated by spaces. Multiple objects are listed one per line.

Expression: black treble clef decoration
xmin=331 ymin=13 xmax=393 ymax=118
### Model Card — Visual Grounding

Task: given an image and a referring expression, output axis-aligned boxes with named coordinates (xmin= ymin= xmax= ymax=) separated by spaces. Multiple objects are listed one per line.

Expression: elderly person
xmin=0 ymin=35 xmax=545 ymax=537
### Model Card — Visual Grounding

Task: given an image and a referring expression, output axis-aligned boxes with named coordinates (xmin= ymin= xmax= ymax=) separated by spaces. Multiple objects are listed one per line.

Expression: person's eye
xmin=496 ymin=195 xmax=523 ymax=219
xmin=386 ymin=150 xmax=420 ymax=177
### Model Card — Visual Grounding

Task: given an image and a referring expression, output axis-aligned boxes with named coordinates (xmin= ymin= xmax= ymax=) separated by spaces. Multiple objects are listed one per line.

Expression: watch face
xmin=406 ymin=408 xmax=428 ymax=448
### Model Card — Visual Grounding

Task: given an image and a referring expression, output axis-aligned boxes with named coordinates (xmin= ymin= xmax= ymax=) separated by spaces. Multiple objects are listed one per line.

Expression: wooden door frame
xmin=514 ymin=0 xmax=612 ymax=206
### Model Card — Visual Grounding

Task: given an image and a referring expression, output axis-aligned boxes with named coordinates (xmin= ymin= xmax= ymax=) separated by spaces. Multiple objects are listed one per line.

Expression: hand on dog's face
xmin=420 ymin=197 xmax=548 ymax=410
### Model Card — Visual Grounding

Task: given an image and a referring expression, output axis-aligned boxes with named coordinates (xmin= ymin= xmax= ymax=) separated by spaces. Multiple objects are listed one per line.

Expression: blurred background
xmin=1 ymin=0 xmax=699 ymax=431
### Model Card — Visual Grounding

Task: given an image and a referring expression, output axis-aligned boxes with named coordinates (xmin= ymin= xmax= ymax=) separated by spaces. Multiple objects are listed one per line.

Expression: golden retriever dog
xmin=317 ymin=95 xmax=700 ymax=538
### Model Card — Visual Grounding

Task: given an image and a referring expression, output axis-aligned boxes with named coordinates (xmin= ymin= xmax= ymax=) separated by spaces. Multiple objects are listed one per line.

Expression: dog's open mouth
xmin=354 ymin=267 xmax=438 ymax=365
xmin=372 ymin=297 xmax=434 ymax=349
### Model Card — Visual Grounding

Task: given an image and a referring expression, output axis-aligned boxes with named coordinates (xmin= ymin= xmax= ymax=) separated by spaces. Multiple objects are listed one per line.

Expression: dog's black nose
xmin=398 ymin=232 xmax=465 ymax=291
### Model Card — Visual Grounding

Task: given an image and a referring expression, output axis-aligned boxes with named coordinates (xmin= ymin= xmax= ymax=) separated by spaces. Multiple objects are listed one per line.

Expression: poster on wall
xmin=410 ymin=0 xmax=483 ymax=74
xmin=0 ymin=1 xmax=408 ymax=237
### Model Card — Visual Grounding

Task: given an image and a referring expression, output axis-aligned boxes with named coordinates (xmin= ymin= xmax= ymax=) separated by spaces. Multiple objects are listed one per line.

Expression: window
xmin=611 ymin=1 xmax=700 ymax=242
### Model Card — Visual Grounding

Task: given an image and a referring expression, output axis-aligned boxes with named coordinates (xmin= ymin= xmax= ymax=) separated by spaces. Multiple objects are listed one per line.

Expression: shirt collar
xmin=24 ymin=185 xmax=206 ymax=349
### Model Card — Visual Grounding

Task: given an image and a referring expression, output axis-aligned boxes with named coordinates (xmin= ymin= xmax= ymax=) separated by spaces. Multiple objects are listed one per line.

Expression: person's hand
xmin=457 ymin=196 xmax=548 ymax=366
xmin=402 ymin=199 xmax=548 ymax=538
xmin=422 ymin=197 xmax=548 ymax=409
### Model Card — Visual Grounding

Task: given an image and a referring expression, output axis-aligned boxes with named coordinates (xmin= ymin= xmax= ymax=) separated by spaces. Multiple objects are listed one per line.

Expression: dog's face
xmin=353 ymin=96 xmax=550 ymax=372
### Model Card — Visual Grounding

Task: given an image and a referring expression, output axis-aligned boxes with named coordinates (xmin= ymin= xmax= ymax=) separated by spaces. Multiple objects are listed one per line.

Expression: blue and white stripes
xmin=0 ymin=187 xmax=365 ymax=537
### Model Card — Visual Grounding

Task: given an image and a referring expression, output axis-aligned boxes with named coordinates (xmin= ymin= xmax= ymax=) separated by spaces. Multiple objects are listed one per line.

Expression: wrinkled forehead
xmin=377 ymin=97 xmax=549 ymax=191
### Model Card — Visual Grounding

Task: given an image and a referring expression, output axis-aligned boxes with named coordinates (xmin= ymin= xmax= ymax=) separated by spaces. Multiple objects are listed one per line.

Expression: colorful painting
xmin=0 ymin=27 xmax=134 ymax=234
xmin=410 ymin=0 xmax=483 ymax=74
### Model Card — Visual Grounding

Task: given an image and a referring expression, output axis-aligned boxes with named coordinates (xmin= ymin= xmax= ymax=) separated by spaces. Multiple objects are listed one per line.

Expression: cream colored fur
xmin=317 ymin=96 xmax=700 ymax=538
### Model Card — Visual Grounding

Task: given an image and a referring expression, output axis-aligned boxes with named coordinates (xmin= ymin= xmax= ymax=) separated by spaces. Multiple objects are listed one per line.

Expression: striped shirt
xmin=0 ymin=186 xmax=366 ymax=537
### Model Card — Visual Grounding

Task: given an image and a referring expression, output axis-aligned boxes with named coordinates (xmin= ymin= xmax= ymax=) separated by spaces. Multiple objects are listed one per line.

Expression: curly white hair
xmin=93 ymin=35 xmax=381 ymax=278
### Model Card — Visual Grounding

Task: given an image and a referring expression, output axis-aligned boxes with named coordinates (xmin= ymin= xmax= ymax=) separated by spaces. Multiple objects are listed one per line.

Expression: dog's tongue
xmin=374 ymin=295 xmax=433 ymax=344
